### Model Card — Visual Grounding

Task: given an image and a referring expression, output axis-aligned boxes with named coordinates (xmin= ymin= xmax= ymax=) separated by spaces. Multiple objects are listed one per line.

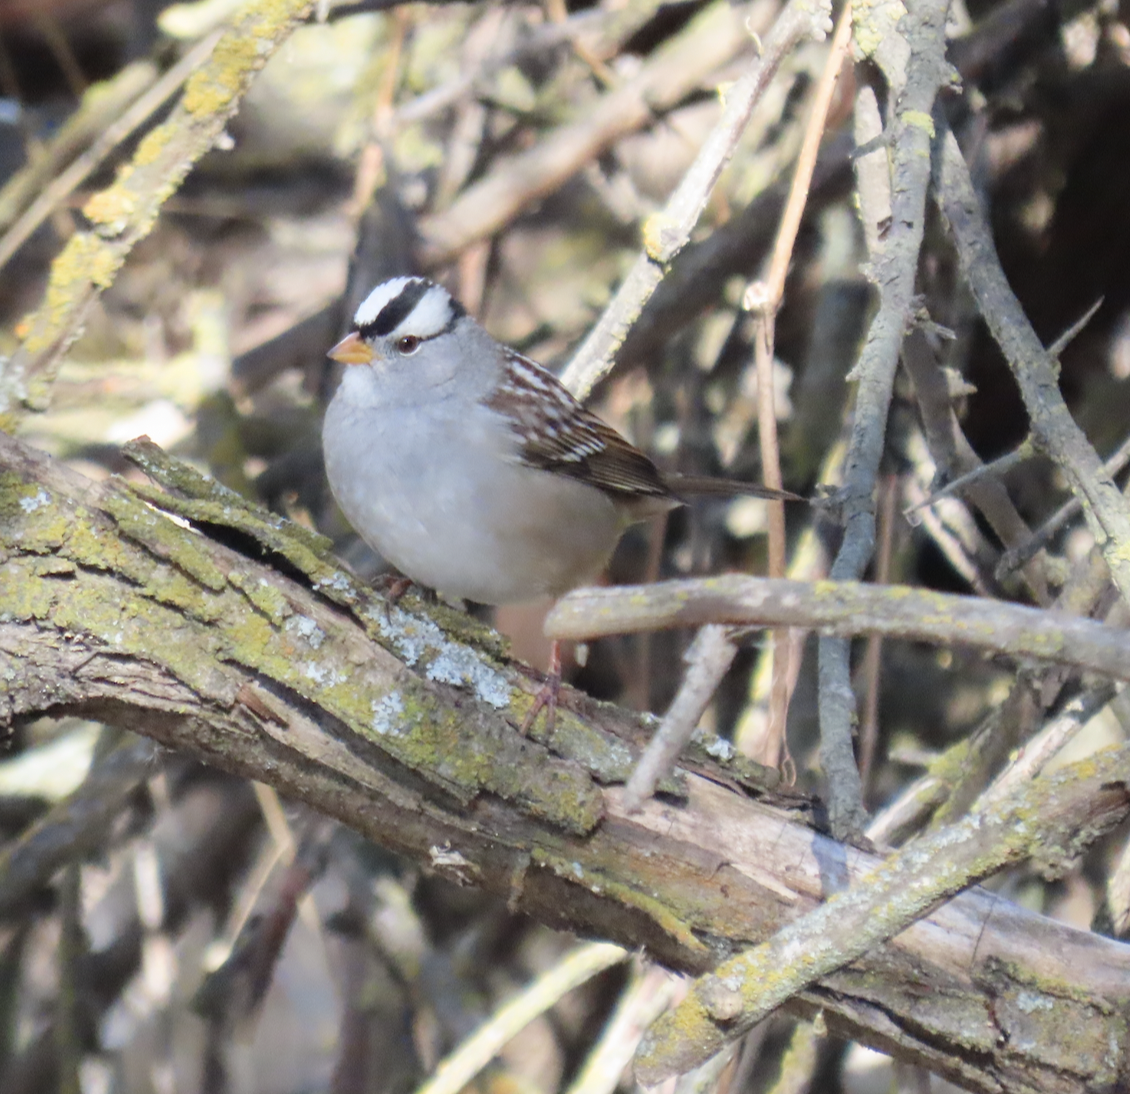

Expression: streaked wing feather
xmin=487 ymin=349 xmax=671 ymax=501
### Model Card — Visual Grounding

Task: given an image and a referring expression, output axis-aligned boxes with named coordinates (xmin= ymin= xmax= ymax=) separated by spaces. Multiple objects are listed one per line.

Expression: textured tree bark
xmin=1 ymin=429 xmax=1129 ymax=1094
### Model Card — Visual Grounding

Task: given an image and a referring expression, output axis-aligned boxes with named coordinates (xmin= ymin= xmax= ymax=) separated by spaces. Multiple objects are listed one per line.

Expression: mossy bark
xmin=1 ymin=431 xmax=1129 ymax=1094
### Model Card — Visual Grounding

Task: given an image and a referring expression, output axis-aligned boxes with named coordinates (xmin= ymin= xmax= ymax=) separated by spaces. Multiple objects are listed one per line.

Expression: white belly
xmin=323 ymin=393 xmax=623 ymax=604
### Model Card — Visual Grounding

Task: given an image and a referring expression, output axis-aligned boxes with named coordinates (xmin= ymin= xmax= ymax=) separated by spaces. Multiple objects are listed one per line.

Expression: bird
xmin=322 ymin=276 xmax=799 ymax=728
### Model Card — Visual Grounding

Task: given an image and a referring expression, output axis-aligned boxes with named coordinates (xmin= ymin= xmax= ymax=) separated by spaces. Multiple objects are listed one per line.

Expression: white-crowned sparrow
xmin=323 ymin=276 xmax=799 ymax=612
xmin=323 ymin=276 xmax=798 ymax=608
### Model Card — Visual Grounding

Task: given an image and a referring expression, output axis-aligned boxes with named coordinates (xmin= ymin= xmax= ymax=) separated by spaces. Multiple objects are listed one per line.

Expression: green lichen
xmin=182 ymin=0 xmax=315 ymax=116
xmin=102 ymin=490 xmax=227 ymax=591
xmin=532 ymin=849 xmax=708 ymax=955
xmin=5 ymin=450 xmax=604 ymax=837
xmin=183 ymin=35 xmax=258 ymax=115
xmin=227 ymin=569 xmax=290 ymax=624
xmin=0 ymin=558 xmax=59 ymax=620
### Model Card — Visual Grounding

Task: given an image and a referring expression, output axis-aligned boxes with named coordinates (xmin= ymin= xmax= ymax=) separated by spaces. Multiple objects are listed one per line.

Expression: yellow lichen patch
xmin=642 ymin=213 xmax=680 ymax=263
xmin=901 ymin=110 xmax=935 ymax=137
xmin=83 ymin=185 xmax=136 ymax=233
xmin=20 ymin=233 xmax=120 ymax=356
xmin=0 ymin=559 xmax=59 ymax=620
xmin=134 ymin=124 xmax=173 ymax=167
xmin=183 ymin=33 xmax=263 ymax=116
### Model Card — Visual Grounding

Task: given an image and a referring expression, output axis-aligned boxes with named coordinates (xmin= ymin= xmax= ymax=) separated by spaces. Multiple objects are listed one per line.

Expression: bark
xmin=1 ymin=430 xmax=1129 ymax=1094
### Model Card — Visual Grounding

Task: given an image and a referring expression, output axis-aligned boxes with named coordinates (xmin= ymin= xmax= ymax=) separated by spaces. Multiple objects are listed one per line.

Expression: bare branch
xmin=547 ymin=575 xmax=1130 ymax=683
xmin=0 ymin=0 xmax=315 ymax=423
xmin=4 ymin=433 xmax=1130 ymax=1092
xmin=934 ymin=120 xmax=1130 ymax=604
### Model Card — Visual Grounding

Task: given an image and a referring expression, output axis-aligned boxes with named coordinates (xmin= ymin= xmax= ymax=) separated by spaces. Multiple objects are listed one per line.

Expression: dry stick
xmin=559 ymin=0 xmax=831 ymax=401
xmin=56 ymin=863 xmax=83 ymax=1094
xmin=934 ymin=123 xmax=1130 ymax=604
xmin=818 ymin=0 xmax=951 ymax=840
xmin=394 ymin=6 xmax=638 ymax=126
xmin=0 ymin=31 xmax=224 ymax=275
xmin=545 ymin=574 xmax=1130 ymax=684
xmin=976 ymin=683 xmax=1117 ymax=808
xmin=563 ymin=964 xmax=680 ymax=1094
xmin=416 ymin=942 xmax=629 ymax=1094
xmin=634 ymin=741 xmax=1130 ymax=1081
xmin=745 ymin=0 xmax=853 ymax=766
xmin=900 ymin=330 xmax=1049 ymax=604
xmin=622 ymin=624 xmax=737 ymax=811
xmin=997 ymin=429 xmax=1130 ymax=580
xmin=0 ymin=733 xmax=158 ymax=918
xmin=858 ymin=473 xmax=895 ymax=791
xmin=904 ymin=440 xmax=1035 ymax=514
xmin=417 ymin=0 xmax=773 ymax=276
xmin=0 ymin=0 xmax=315 ymax=421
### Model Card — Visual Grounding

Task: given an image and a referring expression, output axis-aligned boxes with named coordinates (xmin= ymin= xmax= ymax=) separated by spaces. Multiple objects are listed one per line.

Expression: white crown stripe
xmin=353 ymin=277 xmax=424 ymax=328
xmin=391 ymin=285 xmax=457 ymax=340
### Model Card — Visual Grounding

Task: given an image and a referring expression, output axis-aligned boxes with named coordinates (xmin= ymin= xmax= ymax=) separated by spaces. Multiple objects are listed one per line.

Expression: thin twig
xmin=934 ymin=121 xmax=1130 ymax=604
xmin=899 ymin=329 xmax=1049 ymax=602
xmin=416 ymin=943 xmax=629 ymax=1094
xmin=563 ymin=964 xmax=680 ymax=1094
xmin=903 ymin=440 xmax=1035 ymax=516
xmin=560 ymin=0 xmax=832 ymax=401
xmin=623 ymin=625 xmax=737 ymax=812
xmin=997 ymin=429 xmax=1130 ymax=580
xmin=744 ymin=0 xmax=852 ymax=763
xmin=859 ymin=473 xmax=896 ymax=791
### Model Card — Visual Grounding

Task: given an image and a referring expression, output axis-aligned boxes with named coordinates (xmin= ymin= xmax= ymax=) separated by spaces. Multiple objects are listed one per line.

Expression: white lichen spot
xmin=304 ymin=661 xmax=345 ymax=686
xmin=371 ymin=604 xmax=445 ymax=667
xmin=285 ymin=615 xmax=325 ymax=649
xmin=425 ymin=642 xmax=511 ymax=709
xmin=316 ymin=573 xmax=352 ymax=594
xmin=572 ymin=862 xmax=584 ymax=879
xmin=19 ymin=488 xmax=50 ymax=513
xmin=372 ymin=606 xmax=511 ymax=708
xmin=698 ymin=732 xmax=736 ymax=761
xmin=1016 ymin=991 xmax=1053 ymax=1014
xmin=372 ymin=692 xmax=405 ymax=736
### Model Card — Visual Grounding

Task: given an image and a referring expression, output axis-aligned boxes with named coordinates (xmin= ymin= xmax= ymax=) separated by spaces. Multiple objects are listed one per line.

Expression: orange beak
xmin=328 ymin=331 xmax=374 ymax=365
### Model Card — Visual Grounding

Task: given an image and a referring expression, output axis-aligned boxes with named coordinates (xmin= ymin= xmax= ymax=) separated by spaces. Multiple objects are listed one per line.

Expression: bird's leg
xmin=519 ymin=639 xmax=562 ymax=736
xmin=382 ymin=575 xmax=414 ymax=603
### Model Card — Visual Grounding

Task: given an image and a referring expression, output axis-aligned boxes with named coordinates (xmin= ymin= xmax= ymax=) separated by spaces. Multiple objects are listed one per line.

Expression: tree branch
xmin=2 ymin=431 xmax=1129 ymax=1093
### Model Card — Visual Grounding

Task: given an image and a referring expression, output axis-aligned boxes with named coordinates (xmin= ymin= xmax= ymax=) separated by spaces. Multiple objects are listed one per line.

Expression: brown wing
xmin=486 ymin=349 xmax=672 ymax=503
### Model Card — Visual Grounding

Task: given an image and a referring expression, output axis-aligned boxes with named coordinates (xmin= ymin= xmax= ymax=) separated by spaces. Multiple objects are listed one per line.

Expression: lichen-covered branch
xmin=0 ymin=0 xmax=315 ymax=425
xmin=2 ymin=431 xmax=1130 ymax=1092
xmin=545 ymin=574 xmax=1130 ymax=682
xmin=636 ymin=742 xmax=1130 ymax=1080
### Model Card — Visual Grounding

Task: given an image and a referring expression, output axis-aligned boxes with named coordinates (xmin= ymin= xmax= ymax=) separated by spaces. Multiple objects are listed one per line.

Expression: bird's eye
xmin=396 ymin=335 xmax=421 ymax=355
